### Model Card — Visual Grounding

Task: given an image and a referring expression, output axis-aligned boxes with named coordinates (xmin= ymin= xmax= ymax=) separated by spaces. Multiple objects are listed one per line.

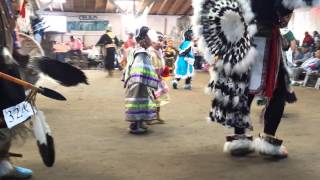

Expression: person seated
xmin=292 ymin=49 xmax=320 ymax=81
xmin=65 ymin=36 xmax=83 ymax=60
xmin=302 ymin=31 xmax=314 ymax=48
xmin=52 ymin=41 xmax=69 ymax=62
xmin=293 ymin=44 xmax=313 ymax=66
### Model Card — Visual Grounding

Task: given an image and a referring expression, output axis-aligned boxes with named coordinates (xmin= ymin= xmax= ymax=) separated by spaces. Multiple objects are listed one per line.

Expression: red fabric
xmin=161 ymin=66 xmax=170 ymax=78
xmin=302 ymin=34 xmax=314 ymax=46
xmin=124 ymin=39 xmax=135 ymax=49
xmin=19 ymin=0 xmax=27 ymax=18
xmin=264 ymin=27 xmax=281 ymax=98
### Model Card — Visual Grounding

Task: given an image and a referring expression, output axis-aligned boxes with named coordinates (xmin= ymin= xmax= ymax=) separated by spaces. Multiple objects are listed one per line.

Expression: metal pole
xmin=133 ymin=0 xmax=136 ymax=15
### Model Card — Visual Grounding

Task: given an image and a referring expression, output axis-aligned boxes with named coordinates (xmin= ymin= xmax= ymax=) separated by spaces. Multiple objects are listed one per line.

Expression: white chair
xmin=315 ymin=77 xmax=320 ymax=89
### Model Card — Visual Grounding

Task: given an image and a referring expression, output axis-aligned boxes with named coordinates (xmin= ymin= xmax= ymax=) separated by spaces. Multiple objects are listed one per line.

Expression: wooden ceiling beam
xmin=95 ymin=0 xmax=106 ymax=12
xmin=156 ymin=0 xmax=169 ymax=14
xmin=177 ymin=0 xmax=191 ymax=15
xmin=167 ymin=0 xmax=186 ymax=15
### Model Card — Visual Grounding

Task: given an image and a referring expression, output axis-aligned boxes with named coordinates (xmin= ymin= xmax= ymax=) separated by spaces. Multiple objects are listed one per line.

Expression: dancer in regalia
xmin=164 ymin=38 xmax=178 ymax=73
xmin=96 ymin=25 xmax=120 ymax=77
xmin=172 ymin=29 xmax=195 ymax=90
xmin=0 ymin=0 xmax=33 ymax=178
xmin=193 ymin=0 xmax=318 ymax=158
xmin=123 ymin=26 xmax=159 ymax=134
xmin=149 ymin=32 xmax=170 ymax=124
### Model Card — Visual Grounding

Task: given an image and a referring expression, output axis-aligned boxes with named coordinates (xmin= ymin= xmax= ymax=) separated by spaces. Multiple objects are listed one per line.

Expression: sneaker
xmin=128 ymin=122 xmax=147 ymax=135
xmin=224 ymin=135 xmax=254 ymax=156
xmin=140 ymin=121 xmax=148 ymax=129
xmin=184 ymin=84 xmax=192 ymax=90
xmin=172 ymin=81 xmax=178 ymax=89
xmin=253 ymin=134 xmax=288 ymax=159
xmin=3 ymin=166 xmax=33 ymax=179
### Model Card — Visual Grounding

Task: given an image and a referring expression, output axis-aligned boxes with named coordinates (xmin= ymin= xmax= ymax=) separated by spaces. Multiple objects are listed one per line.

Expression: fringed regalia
xmin=150 ymin=47 xmax=170 ymax=107
xmin=164 ymin=46 xmax=178 ymax=72
xmin=96 ymin=32 xmax=119 ymax=70
xmin=193 ymin=0 xmax=320 ymax=131
xmin=124 ymin=47 xmax=160 ymax=122
xmin=174 ymin=40 xmax=195 ymax=79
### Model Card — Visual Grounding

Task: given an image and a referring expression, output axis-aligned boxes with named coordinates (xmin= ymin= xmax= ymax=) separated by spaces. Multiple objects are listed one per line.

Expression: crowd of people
xmin=283 ymin=30 xmax=320 ymax=85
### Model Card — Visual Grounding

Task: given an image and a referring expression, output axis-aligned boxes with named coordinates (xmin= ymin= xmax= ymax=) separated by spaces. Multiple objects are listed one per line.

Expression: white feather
xmin=220 ymin=10 xmax=245 ymax=43
xmin=243 ymin=115 xmax=250 ymax=123
xmin=224 ymin=139 xmax=254 ymax=153
xmin=192 ymin=0 xmax=215 ymax=65
xmin=224 ymin=62 xmax=232 ymax=76
xmin=209 ymin=65 xmax=218 ymax=83
xmin=248 ymin=24 xmax=258 ymax=37
xmin=253 ymin=137 xmax=287 ymax=156
xmin=32 ymin=110 xmax=51 ymax=145
xmin=215 ymin=60 xmax=224 ymax=72
xmin=232 ymin=47 xmax=258 ymax=75
xmin=204 ymin=86 xmax=213 ymax=95
xmin=238 ymin=0 xmax=255 ymax=23
xmin=238 ymin=82 xmax=246 ymax=93
xmin=206 ymin=116 xmax=214 ymax=124
xmin=1 ymin=47 xmax=17 ymax=65
xmin=215 ymin=89 xmax=223 ymax=101
xmin=223 ymin=95 xmax=230 ymax=106
xmin=232 ymin=96 xmax=240 ymax=107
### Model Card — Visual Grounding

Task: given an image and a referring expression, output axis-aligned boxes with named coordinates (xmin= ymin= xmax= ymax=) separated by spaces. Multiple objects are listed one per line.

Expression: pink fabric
xmin=66 ymin=39 xmax=83 ymax=50
xmin=124 ymin=39 xmax=136 ymax=49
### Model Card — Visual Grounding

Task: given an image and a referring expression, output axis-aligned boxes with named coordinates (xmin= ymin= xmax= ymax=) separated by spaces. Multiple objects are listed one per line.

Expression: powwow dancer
xmin=96 ymin=24 xmax=120 ymax=77
xmin=172 ymin=29 xmax=195 ymax=90
xmin=193 ymin=0 xmax=318 ymax=158
xmin=123 ymin=26 xmax=159 ymax=134
xmin=164 ymin=38 xmax=178 ymax=73
xmin=0 ymin=0 xmax=34 ymax=178
xmin=149 ymin=32 xmax=170 ymax=124
xmin=1 ymin=1 xmax=87 ymax=178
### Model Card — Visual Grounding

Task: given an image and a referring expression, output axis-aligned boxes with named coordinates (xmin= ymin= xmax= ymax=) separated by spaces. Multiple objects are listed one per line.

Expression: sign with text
xmin=79 ymin=15 xmax=98 ymax=21
xmin=2 ymin=101 xmax=35 ymax=129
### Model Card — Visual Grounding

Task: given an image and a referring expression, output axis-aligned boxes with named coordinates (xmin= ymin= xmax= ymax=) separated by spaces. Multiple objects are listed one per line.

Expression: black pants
xmin=104 ymin=47 xmax=116 ymax=70
xmin=235 ymin=67 xmax=287 ymax=136
xmin=176 ymin=77 xmax=192 ymax=85
xmin=194 ymin=56 xmax=203 ymax=70
xmin=67 ymin=50 xmax=82 ymax=59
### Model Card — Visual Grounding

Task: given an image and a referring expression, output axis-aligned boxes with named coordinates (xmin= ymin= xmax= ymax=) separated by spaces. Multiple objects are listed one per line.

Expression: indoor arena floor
xmin=11 ymin=70 xmax=320 ymax=180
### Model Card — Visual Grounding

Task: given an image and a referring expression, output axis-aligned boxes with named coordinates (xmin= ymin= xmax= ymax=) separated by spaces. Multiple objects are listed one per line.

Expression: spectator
xmin=65 ymin=36 xmax=83 ymax=59
xmin=292 ymin=49 xmax=320 ymax=81
xmin=313 ymin=31 xmax=320 ymax=44
xmin=301 ymin=49 xmax=320 ymax=72
xmin=302 ymin=31 xmax=314 ymax=47
xmin=163 ymin=38 xmax=178 ymax=73
xmin=293 ymin=44 xmax=313 ymax=65
xmin=124 ymin=33 xmax=136 ymax=49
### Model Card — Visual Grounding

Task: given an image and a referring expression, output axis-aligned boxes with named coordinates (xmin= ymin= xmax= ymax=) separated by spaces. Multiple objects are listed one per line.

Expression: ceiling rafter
xmin=177 ymin=0 xmax=191 ymax=15
xmin=168 ymin=0 xmax=186 ymax=15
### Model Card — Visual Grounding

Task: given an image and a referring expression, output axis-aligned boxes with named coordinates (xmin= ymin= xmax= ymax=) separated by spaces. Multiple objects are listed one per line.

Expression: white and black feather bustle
xmin=193 ymin=0 xmax=257 ymax=130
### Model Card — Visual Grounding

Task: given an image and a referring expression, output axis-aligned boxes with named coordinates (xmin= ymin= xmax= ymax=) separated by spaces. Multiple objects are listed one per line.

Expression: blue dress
xmin=174 ymin=40 xmax=195 ymax=79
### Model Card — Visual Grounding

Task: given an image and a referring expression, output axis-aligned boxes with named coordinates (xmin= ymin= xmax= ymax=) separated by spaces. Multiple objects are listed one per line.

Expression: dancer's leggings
xmin=235 ymin=67 xmax=287 ymax=136
xmin=0 ymin=127 xmax=11 ymax=161
xmin=176 ymin=77 xmax=192 ymax=85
